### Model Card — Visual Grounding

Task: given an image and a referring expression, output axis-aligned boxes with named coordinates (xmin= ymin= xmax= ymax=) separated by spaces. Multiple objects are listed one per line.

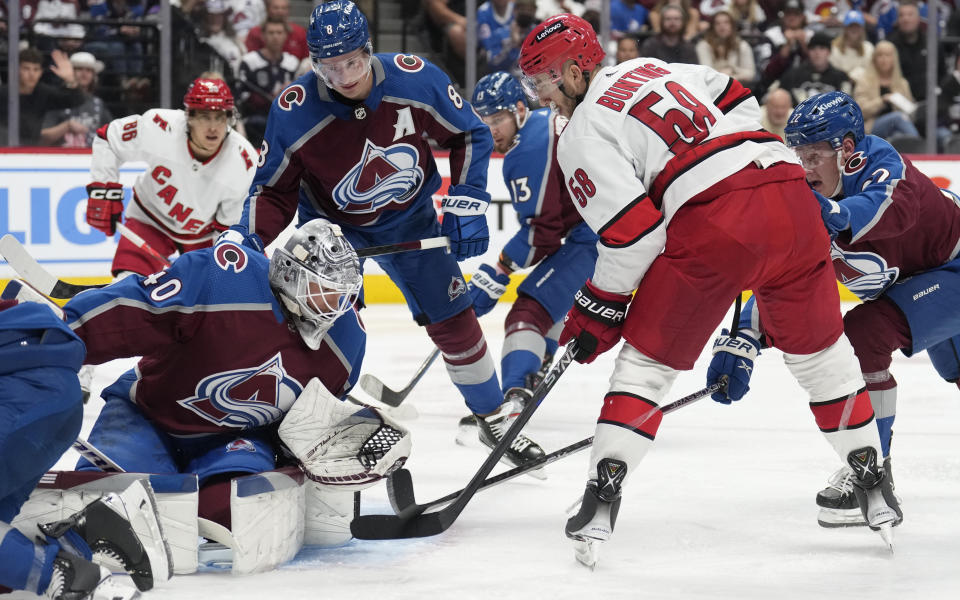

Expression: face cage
xmin=311 ymin=42 xmax=373 ymax=88
xmin=278 ymin=258 xmax=362 ymax=350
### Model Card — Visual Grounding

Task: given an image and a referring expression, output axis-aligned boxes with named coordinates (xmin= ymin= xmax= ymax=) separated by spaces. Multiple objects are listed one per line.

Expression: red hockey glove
xmin=559 ymin=280 xmax=632 ymax=364
xmin=86 ymin=182 xmax=125 ymax=236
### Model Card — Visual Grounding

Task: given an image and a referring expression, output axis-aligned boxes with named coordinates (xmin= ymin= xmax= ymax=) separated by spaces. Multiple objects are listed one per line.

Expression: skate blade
xmin=877 ymin=523 xmax=894 ymax=553
xmin=817 ymin=507 xmax=866 ymax=528
xmin=572 ymin=538 xmax=601 ymax=569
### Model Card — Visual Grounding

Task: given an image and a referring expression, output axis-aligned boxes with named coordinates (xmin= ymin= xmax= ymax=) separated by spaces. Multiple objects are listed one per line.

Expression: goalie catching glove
xmin=278 ymin=378 xmax=411 ymax=490
xmin=86 ymin=181 xmax=125 ymax=236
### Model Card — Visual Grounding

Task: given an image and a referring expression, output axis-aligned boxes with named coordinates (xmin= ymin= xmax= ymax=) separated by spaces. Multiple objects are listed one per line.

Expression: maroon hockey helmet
xmin=183 ymin=77 xmax=235 ymax=113
xmin=518 ymin=14 xmax=605 ymax=101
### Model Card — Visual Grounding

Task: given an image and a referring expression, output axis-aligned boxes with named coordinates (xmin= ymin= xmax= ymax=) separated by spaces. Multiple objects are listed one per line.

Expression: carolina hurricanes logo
xmin=394 ymin=54 xmax=425 ymax=73
xmin=178 ymin=354 xmax=303 ymax=428
xmin=332 ymin=139 xmax=424 ymax=213
xmin=448 ymin=276 xmax=467 ymax=300
xmin=278 ymin=84 xmax=306 ymax=111
xmin=214 ymin=242 xmax=248 ymax=273
xmin=830 ymin=244 xmax=899 ymax=301
xmin=844 ymin=151 xmax=867 ymax=176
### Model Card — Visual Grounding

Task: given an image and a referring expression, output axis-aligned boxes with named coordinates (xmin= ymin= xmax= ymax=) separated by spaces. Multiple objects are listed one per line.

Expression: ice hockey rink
xmin=44 ymin=302 xmax=960 ymax=600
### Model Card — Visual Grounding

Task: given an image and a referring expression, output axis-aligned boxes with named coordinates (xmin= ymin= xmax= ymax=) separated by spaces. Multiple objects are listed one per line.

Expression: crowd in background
xmin=2 ymin=0 xmax=960 ymax=152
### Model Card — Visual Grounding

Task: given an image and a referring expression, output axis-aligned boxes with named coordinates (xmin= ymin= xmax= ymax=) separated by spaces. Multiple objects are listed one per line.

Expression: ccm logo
xmin=89 ymin=188 xmax=124 ymax=201
xmin=574 ymin=290 xmax=625 ymax=323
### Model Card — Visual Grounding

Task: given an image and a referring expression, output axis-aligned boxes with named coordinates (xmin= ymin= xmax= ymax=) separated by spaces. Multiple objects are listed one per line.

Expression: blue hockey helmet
xmin=784 ymin=91 xmax=864 ymax=150
xmin=471 ymin=72 xmax=528 ymax=117
xmin=307 ymin=0 xmax=371 ymax=60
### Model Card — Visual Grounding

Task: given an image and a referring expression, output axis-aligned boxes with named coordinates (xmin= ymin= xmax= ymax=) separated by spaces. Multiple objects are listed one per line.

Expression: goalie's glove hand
xmin=707 ymin=328 xmax=761 ymax=404
xmin=217 ymin=224 xmax=265 ymax=253
xmin=558 ymin=280 xmax=631 ymax=364
xmin=440 ymin=195 xmax=490 ymax=260
xmin=468 ymin=263 xmax=509 ymax=317
xmin=85 ymin=182 xmax=124 ymax=236
xmin=813 ymin=190 xmax=850 ymax=240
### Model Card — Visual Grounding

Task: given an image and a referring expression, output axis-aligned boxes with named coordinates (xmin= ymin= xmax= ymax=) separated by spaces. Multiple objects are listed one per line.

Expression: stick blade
xmin=1 ymin=234 xmax=58 ymax=296
xmin=386 ymin=468 xmax=416 ymax=513
xmin=359 ymin=373 xmax=406 ymax=407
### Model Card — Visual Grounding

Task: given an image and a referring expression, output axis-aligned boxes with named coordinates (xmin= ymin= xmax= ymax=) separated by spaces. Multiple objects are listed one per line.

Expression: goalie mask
xmin=269 ymin=219 xmax=362 ymax=350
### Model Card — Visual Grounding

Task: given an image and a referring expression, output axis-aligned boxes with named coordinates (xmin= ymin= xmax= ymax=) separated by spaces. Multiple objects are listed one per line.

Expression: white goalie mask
xmin=269 ymin=219 xmax=362 ymax=350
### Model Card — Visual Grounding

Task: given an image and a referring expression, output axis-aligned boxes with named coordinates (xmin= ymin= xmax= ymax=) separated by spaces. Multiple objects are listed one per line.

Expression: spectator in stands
xmin=31 ymin=0 xmax=86 ymax=52
xmin=775 ymin=31 xmax=852 ymax=104
xmin=648 ymin=0 xmax=702 ymax=39
xmin=0 ymin=48 xmax=84 ymax=146
xmin=726 ymin=0 xmax=768 ymax=34
xmin=229 ymin=0 xmax=267 ymax=44
xmin=611 ymin=0 xmax=649 ymax=37
xmin=869 ymin=0 xmax=899 ymax=39
xmin=40 ymin=51 xmax=112 ymax=147
xmin=937 ymin=53 xmax=960 ymax=150
xmin=245 ymin=0 xmax=308 ymax=61
xmin=887 ymin=0 xmax=940 ymax=102
xmin=424 ymin=0 xmax=467 ymax=62
xmin=760 ymin=86 xmax=792 ymax=140
xmin=853 ymin=40 xmax=920 ymax=139
xmin=695 ymin=10 xmax=756 ymax=86
xmin=830 ymin=10 xmax=873 ymax=80
xmin=640 ymin=3 xmax=699 ymax=63
xmin=85 ymin=1 xmax=147 ymax=95
xmin=237 ymin=15 xmax=298 ymax=146
xmin=478 ymin=0 xmax=519 ymax=74
xmin=762 ymin=0 xmax=812 ymax=90
xmin=200 ymin=0 xmax=246 ymax=77
xmin=615 ymin=34 xmax=641 ymax=64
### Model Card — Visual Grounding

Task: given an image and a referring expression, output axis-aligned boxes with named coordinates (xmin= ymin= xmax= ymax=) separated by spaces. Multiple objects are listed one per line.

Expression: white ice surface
xmin=44 ymin=303 xmax=960 ymax=599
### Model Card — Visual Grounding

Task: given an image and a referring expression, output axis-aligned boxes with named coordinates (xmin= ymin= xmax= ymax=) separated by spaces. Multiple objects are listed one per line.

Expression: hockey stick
xmin=116 ymin=222 xmax=171 ymax=267
xmin=385 ymin=380 xmax=724 ymax=515
xmin=350 ymin=340 xmax=578 ymax=540
xmin=0 ymin=234 xmax=106 ymax=298
xmin=359 ymin=347 xmax=440 ymax=407
xmin=71 ymin=438 xmax=125 ymax=473
xmin=356 ymin=236 xmax=449 ymax=258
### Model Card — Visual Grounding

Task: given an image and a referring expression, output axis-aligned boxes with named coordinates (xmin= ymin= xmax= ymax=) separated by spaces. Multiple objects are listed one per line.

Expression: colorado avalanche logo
xmin=214 ymin=242 xmax=248 ymax=273
xmin=394 ymin=54 xmax=425 ymax=73
xmin=179 ymin=354 xmax=303 ymax=428
xmin=448 ymin=275 xmax=467 ymax=300
xmin=332 ymin=139 xmax=424 ymax=214
xmin=831 ymin=244 xmax=899 ymax=301
xmin=844 ymin=151 xmax=867 ymax=176
xmin=278 ymin=84 xmax=306 ymax=111
xmin=226 ymin=439 xmax=256 ymax=452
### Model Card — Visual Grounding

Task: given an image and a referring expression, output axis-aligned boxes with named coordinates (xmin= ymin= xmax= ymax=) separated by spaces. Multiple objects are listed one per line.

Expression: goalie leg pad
xmin=279 ymin=378 xmax=412 ymax=490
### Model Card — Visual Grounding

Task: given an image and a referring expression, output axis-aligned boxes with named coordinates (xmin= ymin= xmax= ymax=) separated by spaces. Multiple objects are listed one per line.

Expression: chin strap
xmin=558 ymin=68 xmax=593 ymax=107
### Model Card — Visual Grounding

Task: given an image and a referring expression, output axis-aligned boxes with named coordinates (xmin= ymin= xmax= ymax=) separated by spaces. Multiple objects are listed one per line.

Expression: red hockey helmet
xmin=183 ymin=77 xmax=235 ymax=113
xmin=518 ymin=14 xmax=605 ymax=102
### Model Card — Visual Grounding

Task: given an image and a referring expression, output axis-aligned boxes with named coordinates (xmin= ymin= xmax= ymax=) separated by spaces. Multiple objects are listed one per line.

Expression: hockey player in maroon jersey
xmin=232 ymin=0 xmax=545 ymax=470
xmin=712 ymin=91 xmax=960 ymax=528
xmin=518 ymin=14 xmax=900 ymax=565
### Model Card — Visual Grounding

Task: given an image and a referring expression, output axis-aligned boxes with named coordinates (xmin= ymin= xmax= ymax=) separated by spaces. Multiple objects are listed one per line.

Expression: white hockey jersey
xmin=91 ymin=109 xmax=258 ymax=245
xmin=556 ymin=58 xmax=800 ymax=295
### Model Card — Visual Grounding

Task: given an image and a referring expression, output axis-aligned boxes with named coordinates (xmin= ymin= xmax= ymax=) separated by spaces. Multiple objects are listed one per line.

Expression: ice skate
xmin=565 ymin=458 xmax=626 ymax=569
xmin=847 ymin=448 xmax=902 ymax=551
xmin=817 ymin=456 xmax=898 ymax=528
xmin=40 ymin=480 xmax=172 ymax=591
xmin=44 ymin=550 xmax=140 ymax=600
xmin=524 ymin=352 xmax=554 ymax=391
xmin=476 ymin=398 xmax=547 ymax=479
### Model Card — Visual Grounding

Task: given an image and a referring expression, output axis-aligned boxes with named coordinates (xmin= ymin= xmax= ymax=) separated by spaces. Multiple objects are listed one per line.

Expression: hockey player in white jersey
xmin=86 ymin=77 xmax=258 ymax=278
xmin=518 ymin=14 xmax=901 ymax=566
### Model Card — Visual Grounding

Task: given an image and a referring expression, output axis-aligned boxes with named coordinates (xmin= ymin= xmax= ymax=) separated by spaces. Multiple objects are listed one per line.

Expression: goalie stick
xmin=383 ymin=380 xmax=725 ymax=516
xmin=349 ymin=340 xmax=579 ymax=540
xmin=1 ymin=234 xmax=451 ymax=299
xmin=359 ymin=347 xmax=440 ymax=407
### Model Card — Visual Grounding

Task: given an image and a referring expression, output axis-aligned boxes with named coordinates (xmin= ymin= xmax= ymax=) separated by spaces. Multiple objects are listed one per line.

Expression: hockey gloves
xmin=559 ymin=280 xmax=631 ymax=364
xmin=813 ymin=190 xmax=851 ymax=240
xmin=468 ymin=263 xmax=509 ymax=317
xmin=217 ymin=224 xmax=265 ymax=253
xmin=86 ymin=182 xmax=125 ymax=236
xmin=440 ymin=195 xmax=490 ymax=260
xmin=707 ymin=328 xmax=761 ymax=404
